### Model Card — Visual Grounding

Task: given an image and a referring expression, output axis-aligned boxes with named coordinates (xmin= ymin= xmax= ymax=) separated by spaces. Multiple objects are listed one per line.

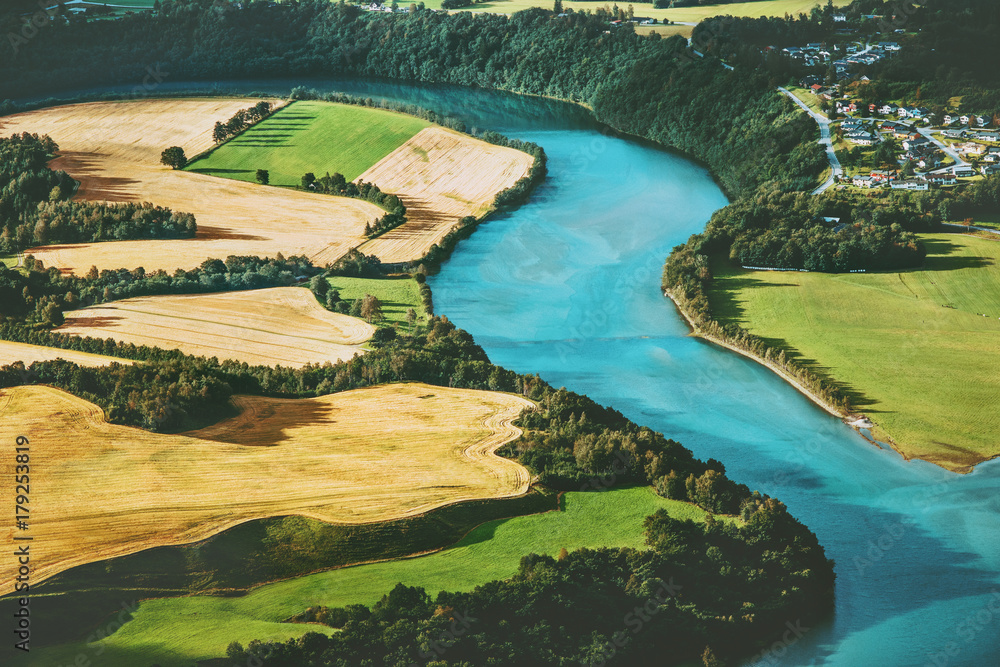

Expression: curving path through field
xmin=0 ymin=383 xmax=534 ymax=592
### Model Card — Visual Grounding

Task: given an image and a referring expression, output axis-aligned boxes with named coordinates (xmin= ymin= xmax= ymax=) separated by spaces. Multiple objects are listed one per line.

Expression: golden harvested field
xmin=358 ymin=127 xmax=533 ymax=263
xmin=0 ymin=340 xmax=130 ymax=367
xmin=0 ymin=99 xmax=382 ymax=274
xmin=0 ymin=383 xmax=534 ymax=591
xmin=56 ymin=287 xmax=374 ymax=367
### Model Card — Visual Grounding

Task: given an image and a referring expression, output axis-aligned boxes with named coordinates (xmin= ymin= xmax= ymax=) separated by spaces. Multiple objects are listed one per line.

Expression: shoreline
xmin=662 ymin=288 xmax=989 ymax=475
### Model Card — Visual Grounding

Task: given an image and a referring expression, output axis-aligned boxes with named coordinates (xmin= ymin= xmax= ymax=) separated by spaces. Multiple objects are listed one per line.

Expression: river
xmin=19 ymin=78 xmax=1000 ymax=666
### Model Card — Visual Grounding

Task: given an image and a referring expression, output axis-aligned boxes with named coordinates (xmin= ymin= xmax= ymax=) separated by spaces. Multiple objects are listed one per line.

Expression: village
xmin=779 ymin=55 xmax=999 ymax=191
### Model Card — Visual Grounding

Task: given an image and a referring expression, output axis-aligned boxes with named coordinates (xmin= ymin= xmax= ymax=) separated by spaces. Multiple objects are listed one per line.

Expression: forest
xmin=1 ymin=315 xmax=835 ymax=664
xmin=0 ymin=134 xmax=196 ymax=254
xmin=238 ymin=497 xmax=832 ymax=667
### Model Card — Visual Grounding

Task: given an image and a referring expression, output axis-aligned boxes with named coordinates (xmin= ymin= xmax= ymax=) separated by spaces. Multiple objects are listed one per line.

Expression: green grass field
xmin=186 ymin=100 xmax=429 ymax=187
xmin=325 ymin=276 xmax=426 ymax=326
xmin=708 ymin=232 xmax=1000 ymax=471
xmin=788 ymin=85 xmax=827 ymax=116
xmin=28 ymin=487 xmax=713 ymax=666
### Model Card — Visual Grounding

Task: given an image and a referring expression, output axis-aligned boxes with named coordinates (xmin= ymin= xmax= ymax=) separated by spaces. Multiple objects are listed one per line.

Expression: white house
xmin=852 ymin=175 xmax=876 ymax=188
xmin=953 ymin=166 xmax=976 ymax=177
xmin=891 ymin=180 xmax=929 ymax=190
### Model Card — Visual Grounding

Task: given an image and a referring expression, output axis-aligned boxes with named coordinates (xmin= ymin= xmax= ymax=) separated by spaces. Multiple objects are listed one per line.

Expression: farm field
xmin=0 ymin=339 xmax=130 ymax=368
xmin=0 ymin=98 xmax=382 ymax=273
xmin=707 ymin=232 xmax=1000 ymax=471
xmin=56 ymin=286 xmax=374 ymax=366
xmin=357 ymin=127 xmax=534 ymax=263
xmin=399 ymin=0 xmax=849 ymax=22
xmin=0 ymin=383 xmax=533 ymax=592
xmin=28 ymin=487 xmax=713 ymax=667
xmin=327 ymin=275 xmax=427 ymax=325
xmin=186 ymin=100 xmax=429 ymax=185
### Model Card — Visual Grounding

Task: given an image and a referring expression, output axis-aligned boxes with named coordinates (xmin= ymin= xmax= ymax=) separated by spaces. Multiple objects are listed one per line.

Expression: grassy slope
xmin=707 ymin=232 xmax=1000 ymax=470
xmin=186 ymin=100 xmax=429 ymax=186
xmin=27 ymin=488 xmax=715 ymax=667
xmin=326 ymin=275 xmax=426 ymax=325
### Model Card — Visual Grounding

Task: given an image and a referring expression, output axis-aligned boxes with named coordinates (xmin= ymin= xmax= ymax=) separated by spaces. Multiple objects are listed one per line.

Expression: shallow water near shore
xmin=19 ymin=78 xmax=1000 ymax=665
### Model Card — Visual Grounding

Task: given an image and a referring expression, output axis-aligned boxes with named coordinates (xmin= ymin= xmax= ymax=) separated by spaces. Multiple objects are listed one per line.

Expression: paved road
xmin=778 ymin=87 xmax=842 ymax=194
xmin=849 ymin=116 xmax=970 ymax=173
xmin=942 ymin=222 xmax=1000 ymax=236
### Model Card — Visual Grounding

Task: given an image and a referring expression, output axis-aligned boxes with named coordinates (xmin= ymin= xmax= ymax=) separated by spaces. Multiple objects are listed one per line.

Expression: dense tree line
xmin=0 ymin=314 xmax=835 ymax=664
xmin=0 ymin=253 xmax=318 ymax=326
xmin=233 ymin=497 xmax=832 ymax=667
xmin=0 ymin=134 xmax=196 ymax=253
xmin=211 ymin=100 xmax=274 ymax=143
xmin=0 ymin=2 xmax=818 ymax=197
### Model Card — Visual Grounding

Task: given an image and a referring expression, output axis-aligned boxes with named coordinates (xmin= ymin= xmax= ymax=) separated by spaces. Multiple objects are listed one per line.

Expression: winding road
xmin=778 ymin=86 xmax=843 ymax=194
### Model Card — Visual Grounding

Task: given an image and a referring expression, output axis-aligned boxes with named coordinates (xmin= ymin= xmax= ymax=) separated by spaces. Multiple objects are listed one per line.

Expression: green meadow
xmin=29 ymin=487 xmax=713 ymax=667
xmin=325 ymin=275 xmax=427 ymax=326
xmin=708 ymin=232 xmax=1000 ymax=470
xmin=186 ymin=100 xmax=428 ymax=186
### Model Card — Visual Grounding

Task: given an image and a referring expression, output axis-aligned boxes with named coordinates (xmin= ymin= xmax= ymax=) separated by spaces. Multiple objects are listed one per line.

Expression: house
xmin=927 ymin=173 xmax=957 ymax=186
xmin=902 ymin=137 xmax=929 ymax=151
xmin=879 ymin=41 xmax=901 ymax=51
xmin=846 ymin=131 xmax=878 ymax=146
xmin=833 ymin=14 xmax=847 ymax=22
xmin=976 ymin=116 xmax=988 ymax=127
xmin=870 ymin=169 xmax=897 ymax=182
xmin=953 ymin=166 xmax=976 ymax=177
xmin=891 ymin=180 xmax=929 ymax=191
xmin=810 ymin=84 xmax=823 ymax=93
xmin=960 ymin=115 xmax=971 ymax=125
xmin=918 ymin=155 xmax=941 ymax=169
xmin=852 ymin=175 xmax=876 ymax=188
xmin=982 ymin=164 xmax=1000 ymax=176
xmin=957 ymin=142 xmax=986 ymax=156
xmin=800 ymin=75 xmax=822 ymax=88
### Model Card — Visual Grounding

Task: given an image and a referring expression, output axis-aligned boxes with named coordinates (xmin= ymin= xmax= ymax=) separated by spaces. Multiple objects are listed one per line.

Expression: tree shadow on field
xmin=184 ymin=398 xmax=332 ymax=446
xmin=707 ymin=274 xmax=799 ymax=323
xmin=757 ymin=334 xmax=880 ymax=412
xmin=196 ymin=225 xmax=268 ymax=241
xmin=52 ymin=151 xmax=140 ymax=202
xmin=187 ymin=167 xmax=253 ymax=176
xmin=452 ymin=518 xmax=504 ymax=548
xmin=916 ymin=236 xmax=995 ymax=272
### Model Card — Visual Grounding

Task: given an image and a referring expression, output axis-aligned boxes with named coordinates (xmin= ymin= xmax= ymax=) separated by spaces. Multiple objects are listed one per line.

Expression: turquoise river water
xmin=22 ymin=78 xmax=1000 ymax=666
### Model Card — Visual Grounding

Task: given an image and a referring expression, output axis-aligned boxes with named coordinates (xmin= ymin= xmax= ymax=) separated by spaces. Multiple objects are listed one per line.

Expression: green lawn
xmin=325 ymin=275 xmax=426 ymax=326
xmin=186 ymin=100 xmax=429 ymax=187
xmin=787 ymin=85 xmax=827 ymax=116
xmin=707 ymin=232 xmax=1000 ymax=471
xmin=27 ymin=487 xmax=713 ymax=667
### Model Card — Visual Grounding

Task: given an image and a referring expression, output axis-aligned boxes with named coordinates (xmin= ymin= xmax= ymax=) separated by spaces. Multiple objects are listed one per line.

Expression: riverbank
xmin=667 ymin=234 xmax=1000 ymax=475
